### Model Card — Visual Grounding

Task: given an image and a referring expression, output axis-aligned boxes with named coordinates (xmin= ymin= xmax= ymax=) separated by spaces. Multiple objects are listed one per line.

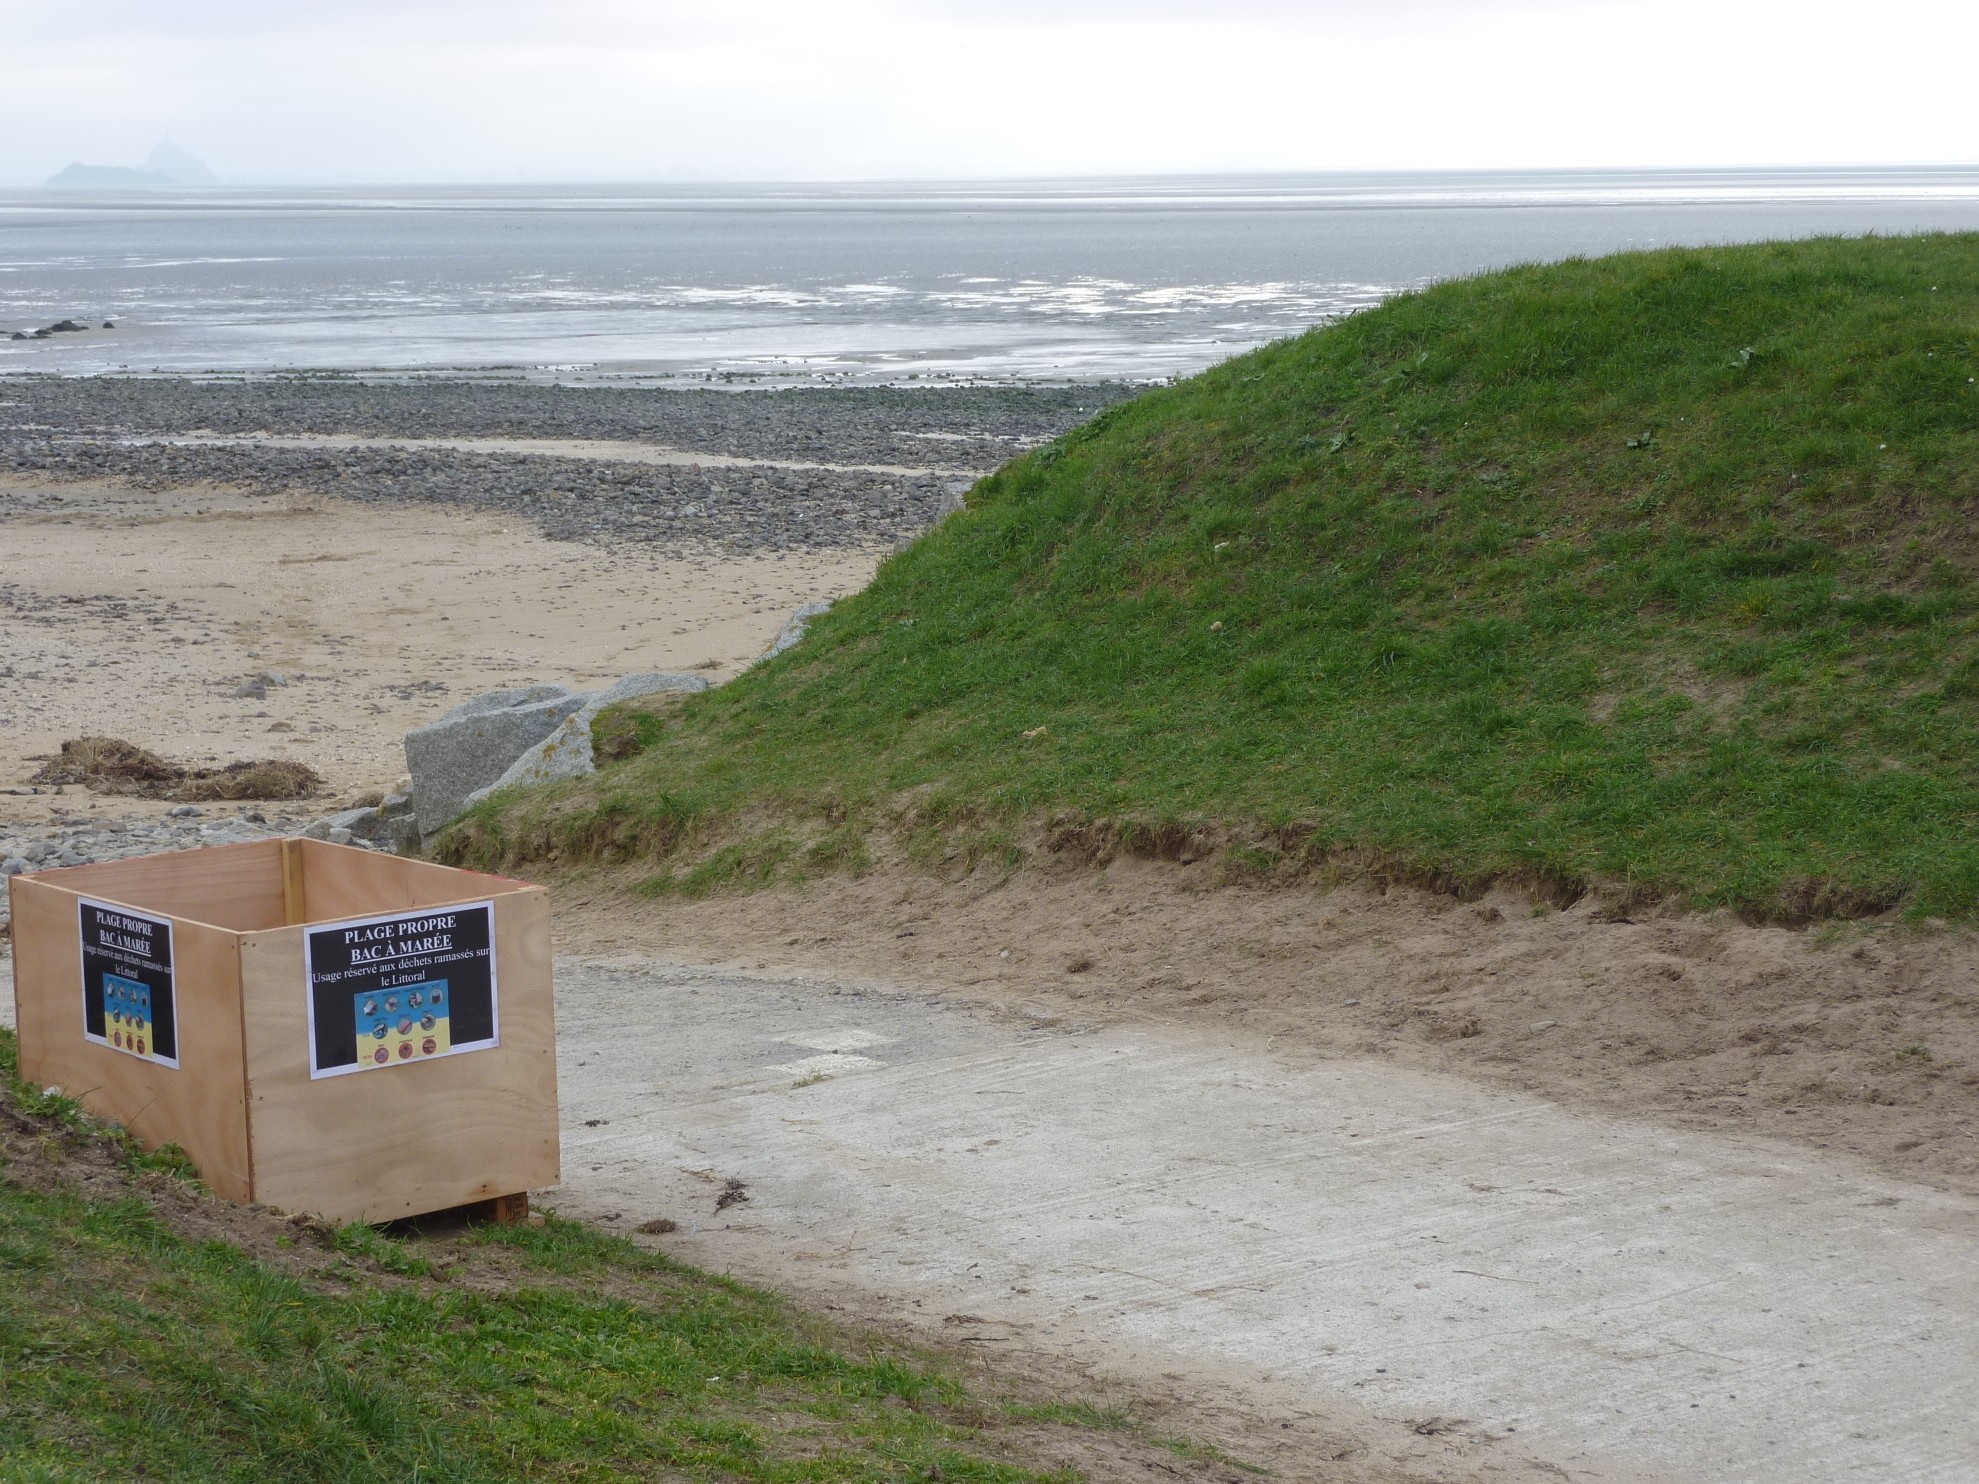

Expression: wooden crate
xmin=7 ymin=838 xmax=558 ymax=1224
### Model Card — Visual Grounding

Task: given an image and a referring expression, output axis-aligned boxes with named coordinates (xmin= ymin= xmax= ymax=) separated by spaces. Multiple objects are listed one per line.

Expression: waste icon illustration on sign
xmin=352 ymin=980 xmax=453 ymax=1065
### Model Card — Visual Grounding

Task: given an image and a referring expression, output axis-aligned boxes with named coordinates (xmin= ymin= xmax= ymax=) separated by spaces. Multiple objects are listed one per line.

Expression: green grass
xmin=452 ymin=234 xmax=1979 ymax=920
xmin=0 ymin=1028 xmax=1175 ymax=1483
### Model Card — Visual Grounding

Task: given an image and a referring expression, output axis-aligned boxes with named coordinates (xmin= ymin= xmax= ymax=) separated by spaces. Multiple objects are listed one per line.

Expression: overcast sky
xmin=3 ymin=1 xmax=1974 ymax=184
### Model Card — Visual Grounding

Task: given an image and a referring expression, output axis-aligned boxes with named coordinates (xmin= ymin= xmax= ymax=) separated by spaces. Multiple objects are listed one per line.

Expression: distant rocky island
xmin=46 ymin=141 xmax=217 ymax=188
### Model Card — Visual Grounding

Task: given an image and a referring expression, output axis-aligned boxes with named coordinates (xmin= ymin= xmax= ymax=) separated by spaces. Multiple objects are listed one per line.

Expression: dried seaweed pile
xmin=30 ymin=737 xmax=320 ymax=802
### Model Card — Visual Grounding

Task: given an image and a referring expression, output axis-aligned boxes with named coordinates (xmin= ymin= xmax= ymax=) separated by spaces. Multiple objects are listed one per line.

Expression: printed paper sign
xmin=79 ymin=899 xmax=179 ymax=1068
xmin=305 ymin=902 xmax=497 ymax=1078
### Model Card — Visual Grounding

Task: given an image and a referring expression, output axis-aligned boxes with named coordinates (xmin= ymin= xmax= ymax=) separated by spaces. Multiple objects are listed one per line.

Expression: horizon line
xmin=8 ymin=161 xmax=1979 ymax=193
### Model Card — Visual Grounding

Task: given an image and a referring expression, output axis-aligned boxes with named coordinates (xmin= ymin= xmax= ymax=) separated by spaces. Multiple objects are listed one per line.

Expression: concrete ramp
xmin=551 ymin=958 xmax=1979 ymax=1484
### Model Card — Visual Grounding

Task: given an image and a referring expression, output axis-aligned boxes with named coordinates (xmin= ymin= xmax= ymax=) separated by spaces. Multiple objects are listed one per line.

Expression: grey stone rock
xmin=167 ymin=805 xmax=201 ymax=818
xmin=459 ymin=714 xmax=592 ymax=809
xmin=404 ymin=688 xmax=589 ymax=837
xmin=232 ymin=680 xmax=267 ymax=699
xmin=463 ymin=672 xmax=710 ymax=809
xmin=361 ymin=790 xmax=423 ymax=855
xmin=595 ymin=671 xmax=710 ymax=706
xmin=934 ymin=480 xmax=970 ymax=522
xmin=432 ymin=683 xmax=573 ymax=726
xmin=298 ymin=806 xmax=379 ymax=844
xmin=756 ymin=601 xmax=833 ymax=665
xmin=2 ymin=856 xmax=28 ymax=876
xmin=383 ymin=813 xmax=422 ymax=856
xmin=298 ymin=802 xmax=422 ymax=857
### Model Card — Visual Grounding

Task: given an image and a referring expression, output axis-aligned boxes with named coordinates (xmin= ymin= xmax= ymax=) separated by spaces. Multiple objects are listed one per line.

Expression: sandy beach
xmin=0 ymin=381 xmax=1116 ymax=836
xmin=0 ymin=380 xmax=1128 ymax=893
xmin=0 ymin=477 xmax=878 ymax=825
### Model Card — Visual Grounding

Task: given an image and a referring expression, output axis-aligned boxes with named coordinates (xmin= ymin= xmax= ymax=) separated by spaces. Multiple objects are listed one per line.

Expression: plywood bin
xmin=7 ymin=838 xmax=558 ymax=1224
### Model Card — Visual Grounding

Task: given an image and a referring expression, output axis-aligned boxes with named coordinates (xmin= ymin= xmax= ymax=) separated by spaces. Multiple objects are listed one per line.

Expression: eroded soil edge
xmin=552 ymin=855 xmax=1979 ymax=1197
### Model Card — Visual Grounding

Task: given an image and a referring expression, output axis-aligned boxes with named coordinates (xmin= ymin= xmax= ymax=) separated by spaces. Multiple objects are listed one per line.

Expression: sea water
xmin=3 ymin=169 xmax=1977 ymax=385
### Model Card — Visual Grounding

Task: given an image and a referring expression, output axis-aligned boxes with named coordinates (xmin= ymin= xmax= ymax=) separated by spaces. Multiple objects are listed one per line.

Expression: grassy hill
xmin=453 ymin=234 xmax=1979 ymax=921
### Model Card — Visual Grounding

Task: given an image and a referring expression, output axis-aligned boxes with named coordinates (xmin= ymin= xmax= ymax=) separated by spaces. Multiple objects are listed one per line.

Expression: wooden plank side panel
xmin=240 ymin=886 xmax=558 ymax=1223
xmin=9 ymin=877 xmax=73 ymax=1094
xmin=296 ymin=841 xmax=534 ymax=923
xmin=29 ymin=839 xmax=288 ymax=933
xmin=8 ymin=877 xmax=253 ymax=1201
xmin=281 ymin=839 xmax=307 ymax=927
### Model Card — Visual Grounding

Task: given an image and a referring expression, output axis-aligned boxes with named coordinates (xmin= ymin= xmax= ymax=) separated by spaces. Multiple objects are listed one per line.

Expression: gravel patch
xmin=0 ymin=378 xmax=1137 ymax=471
xmin=0 ymin=381 xmax=1139 ymax=553
xmin=0 ymin=441 xmax=949 ymax=551
xmin=0 ymin=805 xmax=323 ymax=932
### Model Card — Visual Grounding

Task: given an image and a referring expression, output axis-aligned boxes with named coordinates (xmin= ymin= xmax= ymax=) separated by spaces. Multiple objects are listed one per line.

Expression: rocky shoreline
xmin=1 ymin=805 xmax=310 ymax=875
xmin=0 ymin=804 xmax=310 ymax=931
xmin=0 ymin=379 xmax=1139 ymax=550
xmin=0 ymin=441 xmax=952 ymax=551
xmin=0 ymin=377 xmax=1135 ymax=462
xmin=0 ymin=379 xmax=1136 ymax=552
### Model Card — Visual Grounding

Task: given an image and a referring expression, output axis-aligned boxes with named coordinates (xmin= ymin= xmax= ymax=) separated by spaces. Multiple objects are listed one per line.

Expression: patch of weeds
xmin=459 ymin=1210 xmax=663 ymax=1277
xmin=0 ymin=1028 xmax=204 ymax=1186
xmin=1005 ymin=1400 xmax=1137 ymax=1430
xmin=804 ymin=822 xmax=873 ymax=875
xmin=1220 ymin=843 xmax=1285 ymax=880
xmin=136 ymin=1141 xmax=203 ymax=1185
xmin=643 ymin=836 xmax=798 ymax=898
xmin=590 ymin=697 xmax=683 ymax=764
xmin=328 ymin=1220 xmax=432 ymax=1277
xmin=1157 ymin=1433 xmax=1271 ymax=1474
